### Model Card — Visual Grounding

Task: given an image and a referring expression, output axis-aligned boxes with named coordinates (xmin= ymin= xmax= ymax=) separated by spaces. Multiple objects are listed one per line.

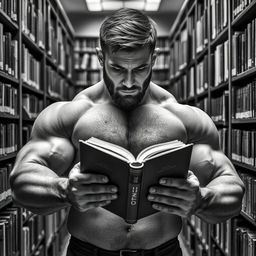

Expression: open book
xmin=80 ymin=137 xmax=193 ymax=224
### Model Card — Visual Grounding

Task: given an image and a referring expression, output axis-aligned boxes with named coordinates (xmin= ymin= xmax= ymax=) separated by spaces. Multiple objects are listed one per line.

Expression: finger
xmin=152 ymin=203 xmax=188 ymax=218
xmin=81 ymin=193 xmax=118 ymax=203
xmin=149 ymin=186 xmax=191 ymax=200
xmin=69 ymin=173 xmax=109 ymax=185
xmin=159 ymin=177 xmax=189 ymax=189
xmin=71 ymin=184 xmax=118 ymax=195
xmin=147 ymin=194 xmax=189 ymax=211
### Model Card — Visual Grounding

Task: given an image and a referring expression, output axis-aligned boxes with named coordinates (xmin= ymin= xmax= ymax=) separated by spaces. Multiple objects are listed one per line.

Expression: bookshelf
xmin=0 ymin=0 xmax=74 ymax=255
xmin=168 ymin=0 xmax=256 ymax=255
xmin=73 ymin=35 xmax=171 ymax=93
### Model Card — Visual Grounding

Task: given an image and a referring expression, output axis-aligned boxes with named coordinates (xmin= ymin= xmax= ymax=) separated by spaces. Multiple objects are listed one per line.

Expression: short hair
xmin=99 ymin=8 xmax=157 ymax=54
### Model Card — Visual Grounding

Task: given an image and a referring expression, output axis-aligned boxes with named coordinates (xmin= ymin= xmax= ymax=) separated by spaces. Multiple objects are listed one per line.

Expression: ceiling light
xmin=124 ymin=1 xmax=145 ymax=10
xmin=102 ymin=1 xmax=124 ymax=10
xmin=85 ymin=0 xmax=162 ymax=11
xmin=145 ymin=1 xmax=161 ymax=11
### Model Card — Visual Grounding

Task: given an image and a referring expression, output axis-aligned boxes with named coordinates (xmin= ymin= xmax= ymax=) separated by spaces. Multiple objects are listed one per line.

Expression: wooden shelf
xmin=210 ymin=27 xmax=228 ymax=49
xmin=197 ymin=90 xmax=208 ymax=99
xmin=0 ymin=9 xmax=18 ymax=33
xmin=0 ymin=197 xmax=12 ymax=211
xmin=232 ymin=160 xmax=256 ymax=172
xmin=0 ymin=113 xmax=19 ymax=120
xmin=211 ymin=81 xmax=229 ymax=94
xmin=22 ymin=33 xmax=44 ymax=58
xmin=232 ymin=0 xmax=256 ymax=28
xmin=0 ymin=152 xmax=17 ymax=161
xmin=232 ymin=118 xmax=256 ymax=125
xmin=211 ymin=236 xmax=229 ymax=256
xmin=0 ymin=71 xmax=19 ymax=85
xmin=240 ymin=211 xmax=256 ymax=226
xmin=232 ymin=67 xmax=256 ymax=83
xmin=22 ymin=82 xmax=44 ymax=96
xmin=196 ymin=46 xmax=208 ymax=61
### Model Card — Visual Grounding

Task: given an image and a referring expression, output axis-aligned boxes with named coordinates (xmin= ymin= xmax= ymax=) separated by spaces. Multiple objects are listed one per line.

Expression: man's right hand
xmin=65 ymin=162 xmax=118 ymax=212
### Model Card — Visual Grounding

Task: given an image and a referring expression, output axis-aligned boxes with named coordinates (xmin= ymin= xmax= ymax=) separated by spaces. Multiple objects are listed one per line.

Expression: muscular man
xmin=10 ymin=8 xmax=244 ymax=256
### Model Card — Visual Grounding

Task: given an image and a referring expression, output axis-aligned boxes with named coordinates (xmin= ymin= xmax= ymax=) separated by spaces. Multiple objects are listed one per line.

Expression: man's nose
xmin=123 ymin=71 xmax=134 ymax=88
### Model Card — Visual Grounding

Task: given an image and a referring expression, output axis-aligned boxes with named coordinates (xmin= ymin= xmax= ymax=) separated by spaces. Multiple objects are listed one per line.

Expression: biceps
xmin=15 ymin=137 xmax=75 ymax=175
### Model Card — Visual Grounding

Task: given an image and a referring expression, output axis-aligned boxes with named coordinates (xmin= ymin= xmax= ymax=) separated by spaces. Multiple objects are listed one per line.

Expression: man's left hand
xmin=148 ymin=170 xmax=202 ymax=218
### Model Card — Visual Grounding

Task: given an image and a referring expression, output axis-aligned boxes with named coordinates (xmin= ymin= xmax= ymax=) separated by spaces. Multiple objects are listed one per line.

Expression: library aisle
xmin=0 ymin=0 xmax=255 ymax=256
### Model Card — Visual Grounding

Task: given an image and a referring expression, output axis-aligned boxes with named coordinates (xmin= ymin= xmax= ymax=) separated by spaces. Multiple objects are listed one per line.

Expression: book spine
xmin=126 ymin=164 xmax=143 ymax=224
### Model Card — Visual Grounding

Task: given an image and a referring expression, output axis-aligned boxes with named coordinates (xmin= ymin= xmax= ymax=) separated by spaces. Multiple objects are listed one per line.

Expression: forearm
xmin=195 ymin=176 xmax=244 ymax=224
xmin=10 ymin=163 xmax=70 ymax=215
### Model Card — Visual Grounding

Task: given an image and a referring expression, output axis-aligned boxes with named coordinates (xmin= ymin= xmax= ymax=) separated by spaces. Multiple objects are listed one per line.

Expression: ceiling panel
xmin=60 ymin=0 xmax=185 ymax=13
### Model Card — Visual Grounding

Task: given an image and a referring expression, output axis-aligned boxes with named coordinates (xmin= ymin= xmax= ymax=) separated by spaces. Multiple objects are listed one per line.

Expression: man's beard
xmin=103 ymin=68 xmax=152 ymax=111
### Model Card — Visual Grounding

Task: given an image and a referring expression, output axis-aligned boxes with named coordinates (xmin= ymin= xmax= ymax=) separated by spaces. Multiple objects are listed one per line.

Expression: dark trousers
xmin=66 ymin=236 xmax=183 ymax=256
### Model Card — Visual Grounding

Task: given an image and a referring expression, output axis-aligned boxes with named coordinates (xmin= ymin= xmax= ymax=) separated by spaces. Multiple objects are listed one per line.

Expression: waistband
xmin=68 ymin=236 xmax=181 ymax=256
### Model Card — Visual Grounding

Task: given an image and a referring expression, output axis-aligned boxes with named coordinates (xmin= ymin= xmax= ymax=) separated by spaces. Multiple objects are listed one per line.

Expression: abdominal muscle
xmin=67 ymin=207 xmax=182 ymax=250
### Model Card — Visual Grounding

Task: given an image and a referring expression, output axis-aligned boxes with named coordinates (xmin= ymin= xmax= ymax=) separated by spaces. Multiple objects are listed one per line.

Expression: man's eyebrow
xmin=109 ymin=63 xmax=149 ymax=69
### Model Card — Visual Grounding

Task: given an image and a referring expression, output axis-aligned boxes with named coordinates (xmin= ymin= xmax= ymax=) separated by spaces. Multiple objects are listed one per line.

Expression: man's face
xmin=100 ymin=47 xmax=156 ymax=111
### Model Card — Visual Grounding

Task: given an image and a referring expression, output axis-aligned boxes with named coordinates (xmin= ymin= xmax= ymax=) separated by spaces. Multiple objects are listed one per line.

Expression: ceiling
xmin=59 ymin=0 xmax=185 ymax=14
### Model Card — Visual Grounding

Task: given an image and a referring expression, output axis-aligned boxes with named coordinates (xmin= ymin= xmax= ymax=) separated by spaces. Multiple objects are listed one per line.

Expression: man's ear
xmin=96 ymin=47 xmax=104 ymax=66
xmin=151 ymin=48 xmax=159 ymax=66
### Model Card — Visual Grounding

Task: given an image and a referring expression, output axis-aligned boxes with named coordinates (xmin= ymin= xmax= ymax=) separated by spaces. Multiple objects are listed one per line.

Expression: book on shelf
xmin=80 ymin=137 xmax=193 ymax=224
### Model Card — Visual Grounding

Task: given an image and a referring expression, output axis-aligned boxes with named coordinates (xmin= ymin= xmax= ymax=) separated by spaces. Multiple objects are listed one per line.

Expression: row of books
xmin=170 ymin=29 xmax=187 ymax=75
xmin=154 ymin=53 xmax=170 ymax=69
xmin=152 ymin=70 xmax=169 ymax=84
xmin=196 ymin=98 xmax=208 ymax=113
xmin=74 ymin=53 xmax=101 ymax=70
xmin=75 ymin=71 xmax=102 ymax=87
xmin=231 ymin=129 xmax=256 ymax=166
xmin=232 ymin=217 xmax=256 ymax=256
xmin=196 ymin=55 xmax=208 ymax=94
xmin=22 ymin=93 xmax=44 ymax=119
xmin=0 ymin=163 xmax=12 ymax=204
xmin=46 ymin=65 xmax=70 ymax=100
xmin=239 ymin=171 xmax=256 ymax=220
xmin=218 ymin=128 xmax=228 ymax=155
xmin=0 ymin=27 xmax=18 ymax=79
xmin=211 ymin=91 xmax=229 ymax=122
xmin=22 ymin=0 xmax=44 ymax=48
xmin=232 ymin=81 xmax=256 ymax=119
xmin=0 ymin=83 xmax=18 ymax=116
xmin=211 ymin=221 xmax=229 ymax=254
xmin=22 ymin=44 xmax=41 ymax=90
xmin=171 ymin=74 xmax=187 ymax=101
xmin=156 ymin=37 xmax=169 ymax=50
xmin=210 ymin=0 xmax=228 ymax=40
xmin=45 ymin=209 xmax=67 ymax=247
xmin=196 ymin=0 xmax=208 ymax=54
xmin=187 ymin=14 xmax=196 ymax=63
xmin=232 ymin=0 xmax=254 ymax=19
xmin=74 ymin=38 xmax=99 ymax=52
xmin=22 ymin=214 xmax=45 ymax=256
xmin=46 ymin=3 xmax=58 ymax=63
xmin=0 ymin=123 xmax=18 ymax=156
xmin=212 ymin=41 xmax=229 ymax=87
xmin=22 ymin=125 xmax=32 ymax=146
xmin=0 ymin=0 xmax=17 ymax=22
xmin=0 ymin=207 xmax=19 ymax=256
xmin=232 ymin=18 xmax=256 ymax=76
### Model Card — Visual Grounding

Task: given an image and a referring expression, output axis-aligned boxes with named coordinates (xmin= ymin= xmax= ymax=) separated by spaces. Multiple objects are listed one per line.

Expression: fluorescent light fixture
xmin=87 ymin=2 xmax=102 ymax=11
xmin=124 ymin=1 xmax=145 ymax=10
xmin=145 ymin=2 xmax=160 ymax=11
xmin=85 ymin=0 xmax=162 ymax=11
xmin=102 ymin=1 xmax=124 ymax=10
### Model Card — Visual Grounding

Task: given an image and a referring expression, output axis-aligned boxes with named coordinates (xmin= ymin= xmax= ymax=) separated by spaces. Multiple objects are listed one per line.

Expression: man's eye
xmin=112 ymin=66 xmax=121 ymax=71
xmin=137 ymin=66 xmax=147 ymax=71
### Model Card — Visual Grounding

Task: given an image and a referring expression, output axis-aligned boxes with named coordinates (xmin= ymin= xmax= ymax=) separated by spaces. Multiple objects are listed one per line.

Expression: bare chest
xmin=71 ymin=104 xmax=188 ymax=157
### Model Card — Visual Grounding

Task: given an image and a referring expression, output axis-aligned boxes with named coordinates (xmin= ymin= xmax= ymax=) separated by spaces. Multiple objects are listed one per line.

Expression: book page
xmin=81 ymin=137 xmax=135 ymax=162
xmin=136 ymin=140 xmax=185 ymax=162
